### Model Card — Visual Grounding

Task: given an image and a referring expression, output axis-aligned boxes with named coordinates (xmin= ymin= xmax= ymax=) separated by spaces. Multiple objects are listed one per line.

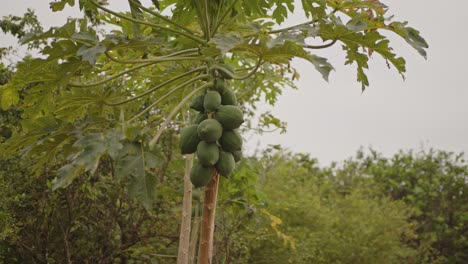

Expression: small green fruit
xmin=216 ymin=150 xmax=235 ymax=178
xmin=179 ymin=125 xmax=201 ymax=154
xmin=190 ymin=94 xmax=205 ymax=112
xmin=197 ymin=141 xmax=220 ymax=166
xmin=204 ymin=90 xmax=222 ymax=112
xmin=190 ymin=162 xmax=213 ymax=188
xmin=219 ymin=129 xmax=243 ymax=152
xmin=197 ymin=119 xmax=223 ymax=142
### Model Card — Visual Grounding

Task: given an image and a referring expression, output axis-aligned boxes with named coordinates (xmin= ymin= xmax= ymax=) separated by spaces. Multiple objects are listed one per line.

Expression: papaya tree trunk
xmin=188 ymin=203 xmax=201 ymax=264
xmin=177 ymin=155 xmax=194 ymax=264
xmin=197 ymin=169 xmax=220 ymax=264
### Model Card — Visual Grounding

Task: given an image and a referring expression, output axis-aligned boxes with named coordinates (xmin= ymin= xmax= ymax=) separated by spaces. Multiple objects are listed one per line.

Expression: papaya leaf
xmin=389 ymin=21 xmax=428 ymax=59
xmin=128 ymin=169 xmax=157 ymax=210
xmin=20 ymin=19 xmax=78 ymax=45
xmin=346 ymin=17 xmax=368 ymax=31
xmin=42 ymin=40 xmax=80 ymax=60
xmin=1 ymin=116 xmax=61 ymax=158
xmin=49 ymin=0 xmax=76 ymax=12
xmin=329 ymin=0 xmax=388 ymax=16
xmin=54 ymin=86 xmax=122 ymax=121
xmin=76 ymin=44 xmax=107 ymax=65
xmin=71 ymin=31 xmax=99 ymax=44
xmin=128 ymin=0 xmax=144 ymax=37
xmin=0 ymin=84 xmax=19 ymax=110
xmin=52 ymin=129 xmax=124 ymax=190
xmin=307 ymin=54 xmax=334 ymax=82
xmin=0 ymin=58 xmax=59 ymax=110
xmin=272 ymin=3 xmax=288 ymax=24
xmin=6 ymin=58 xmax=59 ymax=87
xmin=114 ymin=142 xmax=144 ymax=180
xmin=264 ymin=23 xmax=319 ymax=49
xmin=1 ymin=56 xmax=82 ymax=114
xmin=115 ymin=142 xmax=161 ymax=210
xmin=263 ymin=41 xmax=333 ymax=81
xmin=258 ymin=112 xmax=287 ymax=134
xmin=21 ymin=116 xmax=60 ymax=135
xmin=2 ymin=116 xmax=78 ymax=175
xmin=319 ymin=19 xmax=406 ymax=89
xmin=150 ymin=0 xmax=160 ymax=9
xmin=211 ymin=32 xmax=244 ymax=54
xmin=343 ymin=45 xmax=369 ymax=91
xmin=200 ymin=47 xmax=222 ymax=57
xmin=52 ymin=163 xmax=85 ymax=190
xmin=301 ymin=0 xmax=326 ymax=20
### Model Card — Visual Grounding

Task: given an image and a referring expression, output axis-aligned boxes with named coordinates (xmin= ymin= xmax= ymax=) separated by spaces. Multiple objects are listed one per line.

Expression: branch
xmin=212 ymin=0 xmax=224 ymax=32
xmin=105 ymin=67 xmax=207 ymax=106
xmin=211 ymin=0 xmax=240 ymax=37
xmin=105 ymin=51 xmax=204 ymax=64
xmin=68 ymin=62 xmax=155 ymax=87
xmin=266 ymin=9 xmax=339 ymax=35
xmin=211 ymin=58 xmax=263 ymax=80
xmin=193 ymin=0 xmax=208 ymax=39
xmin=89 ymin=0 xmax=206 ymax=45
xmin=128 ymin=77 xmax=211 ymax=123
xmin=148 ymin=82 xmax=213 ymax=147
xmin=268 ymin=20 xmax=318 ymax=34
xmin=164 ymin=48 xmax=201 ymax=58
xmin=204 ymin=0 xmax=210 ymax=39
xmin=304 ymin=39 xmax=337 ymax=49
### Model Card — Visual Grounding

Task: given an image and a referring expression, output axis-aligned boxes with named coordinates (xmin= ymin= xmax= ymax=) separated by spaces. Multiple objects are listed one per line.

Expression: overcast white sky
xmin=2 ymin=1 xmax=467 ymax=165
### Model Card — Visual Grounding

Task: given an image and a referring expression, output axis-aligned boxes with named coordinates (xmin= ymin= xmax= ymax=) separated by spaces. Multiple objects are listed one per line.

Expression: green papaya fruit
xmin=190 ymin=94 xmax=205 ymax=112
xmin=219 ymin=129 xmax=243 ymax=152
xmin=179 ymin=124 xmax=201 ymax=154
xmin=221 ymin=88 xmax=237 ymax=106
xmin=190 ymin=162 xmax=213 ymax=188
xmin=214 ymin=78 xmax=226 ymax=93
xmin=193 ymin=112 xmax=208 ymax=124
xmin=215 ymin=150 xmax=235 ymax=178
xmin=214 ymin=105 xmax=244 ymax=130
xmin=231 ymin=150 xmax=242 ymax=162
xmin=197 ymin=119 xmax=223 ymax=142
xmin=203 ymin=90 xmax=221 ymax=112
xmin=196 ymin=141 xmax=220 ymax=166
xmin=217 ymin=63 xmax=235 ymax=79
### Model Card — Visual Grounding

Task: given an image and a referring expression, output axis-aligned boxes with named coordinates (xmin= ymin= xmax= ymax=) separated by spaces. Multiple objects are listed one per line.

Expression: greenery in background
xmin=229 ymin=148 xmax=468 ymax=263
xmin=2 ymin=126 xmax=467 ymax=263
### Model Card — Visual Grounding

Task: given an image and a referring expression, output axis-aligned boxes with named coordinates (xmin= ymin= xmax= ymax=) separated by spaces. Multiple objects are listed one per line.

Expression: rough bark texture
xmin=176 ymin=156 xmax=194 ymax=264
xmin=197 ymin=169 xmax=220 ymax=264
xmin=188 ymin=203 xmax=201 ymax=264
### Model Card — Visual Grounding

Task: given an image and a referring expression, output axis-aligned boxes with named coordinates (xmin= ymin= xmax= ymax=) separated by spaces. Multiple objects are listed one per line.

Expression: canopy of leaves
xmin=0 ymin=0 xmax=427 ymax=209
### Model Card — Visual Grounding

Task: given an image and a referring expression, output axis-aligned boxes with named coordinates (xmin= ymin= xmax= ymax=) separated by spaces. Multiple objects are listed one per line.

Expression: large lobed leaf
xmin=114 ymin=142 xmax=161 ymax=210
xmin=52 ymin=129 xmax=124 ymax=190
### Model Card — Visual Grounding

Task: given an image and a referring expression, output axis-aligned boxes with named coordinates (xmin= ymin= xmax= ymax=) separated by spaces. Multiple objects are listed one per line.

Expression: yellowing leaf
xmin=0 ymin=84 xmax=19 ymax=110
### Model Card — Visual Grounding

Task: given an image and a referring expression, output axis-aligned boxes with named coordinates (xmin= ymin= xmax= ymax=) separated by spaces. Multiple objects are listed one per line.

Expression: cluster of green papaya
xmin=179 ymin=71 xmax=243 ymax=188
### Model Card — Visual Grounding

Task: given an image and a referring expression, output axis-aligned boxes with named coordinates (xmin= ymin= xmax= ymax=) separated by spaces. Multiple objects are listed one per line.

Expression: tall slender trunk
xmin=188 ymin=203 xmax=201 ymax=264
xmin=197 ymin=169 xmax=220 ymax=264
xmin=177 ymin=155 xmax=194 ymax=264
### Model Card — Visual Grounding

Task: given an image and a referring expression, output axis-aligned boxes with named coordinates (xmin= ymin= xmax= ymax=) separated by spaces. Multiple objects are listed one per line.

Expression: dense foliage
xmin=2 ymin=140 xmax=467 ymax=263
xmin=231 ymin=148 xmax=468 ymax=263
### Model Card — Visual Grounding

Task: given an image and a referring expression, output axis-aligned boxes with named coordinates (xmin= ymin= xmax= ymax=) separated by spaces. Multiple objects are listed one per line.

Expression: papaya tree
xmin=0 ymin=0 xmax=427 ymax=263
